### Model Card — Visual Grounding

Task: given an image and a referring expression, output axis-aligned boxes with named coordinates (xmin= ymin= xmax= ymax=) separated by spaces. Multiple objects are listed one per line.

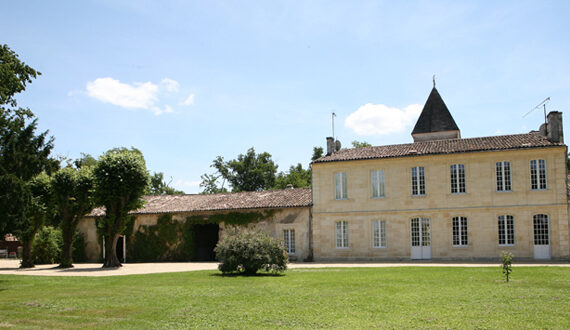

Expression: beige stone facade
xmin=312 ymin=146 xmax=570 ymax=261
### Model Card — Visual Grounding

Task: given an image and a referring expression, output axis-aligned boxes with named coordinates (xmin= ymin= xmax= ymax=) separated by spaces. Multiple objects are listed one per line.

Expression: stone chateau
xmin=80 ymin=87 xmax=569 ymax=262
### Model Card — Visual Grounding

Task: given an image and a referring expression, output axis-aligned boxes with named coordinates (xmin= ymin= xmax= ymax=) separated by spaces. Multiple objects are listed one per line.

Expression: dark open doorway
xmin=115 ymin=236 xmax=125 ymax=262
xmin=193 ymin=224 xmax=219 ymax=261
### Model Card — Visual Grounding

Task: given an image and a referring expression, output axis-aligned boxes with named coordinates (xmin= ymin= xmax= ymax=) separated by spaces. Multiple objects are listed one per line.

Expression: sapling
xmin=501 ymin=251 xmax=513 ymax=282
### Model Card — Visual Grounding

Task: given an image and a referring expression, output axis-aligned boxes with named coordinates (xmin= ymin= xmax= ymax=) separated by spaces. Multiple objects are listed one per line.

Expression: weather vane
xmin=433 ymin=75 xmax=436 ymax=88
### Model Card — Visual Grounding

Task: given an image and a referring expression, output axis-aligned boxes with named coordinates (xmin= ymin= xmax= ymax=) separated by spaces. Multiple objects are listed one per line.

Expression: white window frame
xmin=283 ymin=229 xmax=295 ymax=254
xmin=496 ymin=161 xmax=512 ymax=192
xmin=450 ymin=164 xmax=466 ymax=194
xmin=336 ymin=221 xmax=349 ymax=249
xmin=334 ymin=172 xmax=348 ymax=200
xmin=497 ymin=215 xmax=515 ymax=246
xmin=452 ymin=216 xmax=468 ymax=247
xmin=530 ymin=159 xmax=547 ymax=190
xmin=411 ymin=166 xmax=426 ymax=196
xmin=371 ymin=169 xmax=385 ymax=198
xmin=372 ymin=220 xmax=387 ymax=248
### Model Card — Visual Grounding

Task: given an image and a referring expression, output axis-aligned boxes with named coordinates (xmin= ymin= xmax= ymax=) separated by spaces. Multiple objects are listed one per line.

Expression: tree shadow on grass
xmin=209 ymin=272 xmax=285 ymax=278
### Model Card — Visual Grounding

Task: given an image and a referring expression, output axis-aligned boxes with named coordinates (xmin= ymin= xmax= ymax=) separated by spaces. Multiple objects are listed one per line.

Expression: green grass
xmin=0 ymin=267 xmax=569 ymax=328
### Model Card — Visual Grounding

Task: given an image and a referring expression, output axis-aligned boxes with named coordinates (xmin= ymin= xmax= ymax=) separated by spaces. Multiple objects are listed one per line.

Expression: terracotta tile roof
xmin=314 ymin=132 xmax=564 ymax=163
xmin=88 ymin=187 xmax=312 ymax=217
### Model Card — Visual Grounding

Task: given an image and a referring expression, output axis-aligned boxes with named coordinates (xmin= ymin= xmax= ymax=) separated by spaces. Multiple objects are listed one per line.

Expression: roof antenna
xmin=433 ymin=75 xmax=436 ymax=88
xmin=522 ymin=97 xmax=550 ymax=121
xmin=331 ymin=112 xmax=336 ymax=140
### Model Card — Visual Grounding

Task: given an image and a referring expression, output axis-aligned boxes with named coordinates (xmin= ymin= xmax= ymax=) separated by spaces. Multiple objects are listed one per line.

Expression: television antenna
xmin=522 ymin=97 xmax=550 ymax=126
xmin=331 ymin=112 xmax=336 ymax=140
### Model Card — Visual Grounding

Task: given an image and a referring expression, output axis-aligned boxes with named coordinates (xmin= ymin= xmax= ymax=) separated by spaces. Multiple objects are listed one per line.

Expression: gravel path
xmin=1 ymin=259 xmax=568 ymax=277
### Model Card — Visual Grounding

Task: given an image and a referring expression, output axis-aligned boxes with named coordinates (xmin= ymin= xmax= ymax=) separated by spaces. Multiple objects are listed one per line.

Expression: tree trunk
xmin=20 ymin=239 xmax=35 ymax=268
xmin=59 ymin=225 xmax=74 ymax=268
xmin=103 ymin=233 xmax=121 ymax=268
xmin=58 ymin=230 xmax=74 ymax=268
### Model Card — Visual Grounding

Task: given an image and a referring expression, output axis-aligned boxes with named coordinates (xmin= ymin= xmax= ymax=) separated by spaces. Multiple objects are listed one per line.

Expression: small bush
xmin=501 ymin=251 xmax=514 ymax=282
xmin=214 ymin=228 xmax=288 ymax=275
xmin=33 ymin=226 xmax=62 ymax=264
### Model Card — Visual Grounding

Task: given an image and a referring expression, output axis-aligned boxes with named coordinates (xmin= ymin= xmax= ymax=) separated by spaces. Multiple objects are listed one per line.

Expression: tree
xmin=199 ymin=173 xmax=228 ymax=194
xmin=0 ymin=44 xmax=41 ymax=108
xmin=274 ymin=163 xmax=311 ymax=189
xmin=205 ymin=147 xmax=277 ymax=192
xmin=51 ymin=166 xmax=94 ymax=268
xmin=311 ymin=146 xmax=324 ymax=161
xmin=0 ymin=45 xmax=57 ymax=238
xmin=351 ymin=140 xmax=372 ymax=148
xmin=147 ymin=172 xmax=184 ymax=195
xmin=73 ymin=153 xmax=97 ymax=169
xmin=93 ymin=148 xmax=149 ymax=267
xmin=17 ymin=173 xmax=52 ymax=268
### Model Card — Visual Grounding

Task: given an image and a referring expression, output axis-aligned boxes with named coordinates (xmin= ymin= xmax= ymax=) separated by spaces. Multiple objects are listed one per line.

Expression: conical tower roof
xmin=412 ymin=87 xmax=459 ymax=135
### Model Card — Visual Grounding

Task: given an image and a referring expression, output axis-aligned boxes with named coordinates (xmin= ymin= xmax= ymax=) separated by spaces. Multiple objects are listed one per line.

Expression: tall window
xmin=335 ymin=172 xmax=348 ymax=200
xmin=283 ymin=229 xmax=295 ymax=254
xmin=498 ymin=215 xmax=514 ymax=246
xmin=530 ymin=159 xmax=547 ymax=190
xmin=452 ymin=216 xmax=468 ymax=246
xmin=371 ymin=170 xmax=385 ymax=198
xmin=372 ymin=220 xmax=387 ymax=248
xmin=496 ymin=161 xmax=512 ymax=191
xmin=450 ymin=164 xmax=466 ymax=193
xmin=411 ymin=166 xmax=425 ymax=196
xmin=533 ymin=214 xmax=549 ymax=245
xmin=336 ymin=221 xmax=349 ymax=248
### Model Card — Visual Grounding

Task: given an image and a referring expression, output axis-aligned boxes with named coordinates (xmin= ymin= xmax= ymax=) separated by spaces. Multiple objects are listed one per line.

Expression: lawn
xmin=0 ymin=267 xmax=568 ymax=328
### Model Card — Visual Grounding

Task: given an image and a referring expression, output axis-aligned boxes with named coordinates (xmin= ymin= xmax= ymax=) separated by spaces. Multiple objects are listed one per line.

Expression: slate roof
xmin=313 ymin=132 xmax=564 ymax=163
xmin=87 ymin=187 xmax=312 ymax=217
xmin=412 ymin=87 xmax=459 ymax=135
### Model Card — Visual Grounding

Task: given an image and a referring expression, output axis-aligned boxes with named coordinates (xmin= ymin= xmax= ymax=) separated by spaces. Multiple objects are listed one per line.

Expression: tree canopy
xmin=147 ymin=172 xmax=184 ymax=195
xmin=351 ymin=140 xmax=372 ymax=148
xmin=208 ymin=147 xmax=278 ymax=192
xmin=0 ymin=44 xmax=41 ymax=108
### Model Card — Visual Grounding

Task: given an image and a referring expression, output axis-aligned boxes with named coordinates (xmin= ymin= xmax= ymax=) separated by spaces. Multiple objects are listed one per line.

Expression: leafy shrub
xmin=33 ymin=226 xmax=62 ymax=264
xmin=501 ymin=251 xmax=514 ymax=282
xmin=214 ymin=228 xmax=288 ymax=275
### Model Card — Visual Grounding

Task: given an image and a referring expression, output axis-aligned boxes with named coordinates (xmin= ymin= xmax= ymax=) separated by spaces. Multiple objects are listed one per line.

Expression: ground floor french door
xmin=411 ymin=217 xmax=431 ymax=259
xmin=533 ymin=214 xmax=550 ymax=260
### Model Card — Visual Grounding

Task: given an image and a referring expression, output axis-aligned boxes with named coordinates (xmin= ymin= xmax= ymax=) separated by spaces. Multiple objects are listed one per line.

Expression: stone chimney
xmin=326 ymin=137 xmax=335 ymax=155
xmin=546 ymin=111 xmax=563 ymax=143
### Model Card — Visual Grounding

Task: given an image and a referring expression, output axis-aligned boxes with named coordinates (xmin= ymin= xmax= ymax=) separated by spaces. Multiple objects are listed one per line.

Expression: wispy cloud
xmin=182 ymin=93 xmax=195 ymax=106
xmin=84 ymin=77 xmax=193 ymax=115
xmin=345 ymin=103 xmax=422 ymax=135
xmin=161 ymin=78 xmax=180 ymax=92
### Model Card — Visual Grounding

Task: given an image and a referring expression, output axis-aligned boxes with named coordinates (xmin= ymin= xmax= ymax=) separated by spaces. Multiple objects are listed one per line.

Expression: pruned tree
xmin=51 ymin=166 xmax=94 ymax=268
xmin=17 ymin=173 xmax=52 ymax=268
xmin=93 ymin=148 xmax=149 ymax=267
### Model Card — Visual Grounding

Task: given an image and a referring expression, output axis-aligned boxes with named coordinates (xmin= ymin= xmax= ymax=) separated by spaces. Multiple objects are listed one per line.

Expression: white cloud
xmin=85 ymin=77 xmax=189 ymax=115
xmin=86 ymin=77 xmax=158 ymax=110
xmin=175 ymin=180 xmax=201 ymax=188
xmin=182 ymin=93 xmax=195 ymax=106
xmin=345 ymin=103 xmax=422 ymax=136
xmin=160 ymin=78 xmax=180 ymax=92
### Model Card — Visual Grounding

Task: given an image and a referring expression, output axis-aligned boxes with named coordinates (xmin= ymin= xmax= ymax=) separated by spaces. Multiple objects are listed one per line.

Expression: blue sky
xmin=2 ymin=1 xmax=569 ymax=193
